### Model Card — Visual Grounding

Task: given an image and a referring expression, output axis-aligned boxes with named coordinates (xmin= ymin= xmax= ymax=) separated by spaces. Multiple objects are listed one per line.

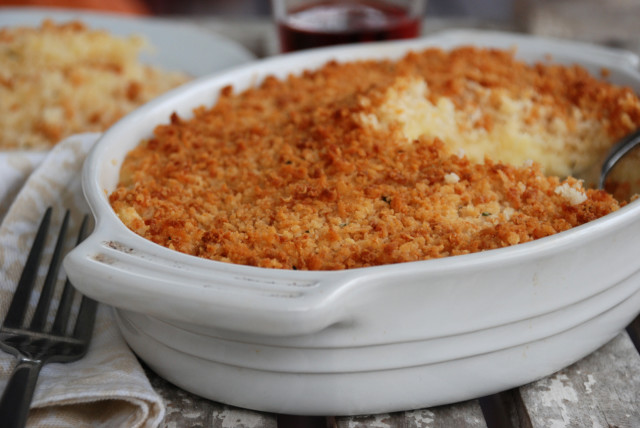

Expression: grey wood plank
xmin=335 ymin=400 xmax=487 ymax=428
xmin=145 ymin=364 xmax=277 ymax=428
xmin=519 ymin=332 xmax=640 ymax=428
xmin=405 ymin=402 xmax=488 ymax=428
xmin=479 ymin=390 xmax=533 ymax=428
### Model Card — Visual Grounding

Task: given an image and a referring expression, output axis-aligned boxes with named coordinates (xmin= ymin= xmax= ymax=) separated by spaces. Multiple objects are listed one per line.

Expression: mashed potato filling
xmin=362 ymin=76 xmax=611 ymax=180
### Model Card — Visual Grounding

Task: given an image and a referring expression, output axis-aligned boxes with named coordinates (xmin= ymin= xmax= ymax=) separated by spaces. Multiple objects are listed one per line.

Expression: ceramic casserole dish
xmin=64 ymin=30 xmax=640 ymax=415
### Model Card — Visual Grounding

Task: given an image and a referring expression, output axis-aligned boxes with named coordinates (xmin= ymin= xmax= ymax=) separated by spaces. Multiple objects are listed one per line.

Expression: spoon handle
xmin=599 ymin=128 xmax=640 ymax=189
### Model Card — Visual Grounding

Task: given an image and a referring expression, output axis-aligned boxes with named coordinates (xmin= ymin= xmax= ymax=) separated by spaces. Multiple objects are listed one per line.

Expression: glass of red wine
xmin=272 ymin=0 xmax=426 ymax=52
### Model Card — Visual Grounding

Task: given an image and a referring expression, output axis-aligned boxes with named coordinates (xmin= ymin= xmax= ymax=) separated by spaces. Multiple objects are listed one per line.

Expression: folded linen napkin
xmin=0 ymin=133 xmax=164 ymax=428
xmin=0 ymin=150 xmax=46 ymax=223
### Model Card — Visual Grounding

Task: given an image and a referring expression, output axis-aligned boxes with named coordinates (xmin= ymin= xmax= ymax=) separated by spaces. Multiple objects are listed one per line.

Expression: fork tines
xmin=2 ymin=207 xmax=95 ymax=338
xmin=0 ymin=207 xmax=97 ymax=428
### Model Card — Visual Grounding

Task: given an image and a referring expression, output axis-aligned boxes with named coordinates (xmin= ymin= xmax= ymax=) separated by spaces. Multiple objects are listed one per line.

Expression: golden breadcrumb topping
xmin=110 ymin=47 xmax=638 ymax=270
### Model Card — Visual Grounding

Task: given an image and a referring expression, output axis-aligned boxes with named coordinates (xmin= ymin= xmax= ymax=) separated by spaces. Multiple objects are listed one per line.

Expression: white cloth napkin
xmin=0 ymin=134 xmax=165 ymax=428
xmin=0 ymin=150 xmax=46 ymax=222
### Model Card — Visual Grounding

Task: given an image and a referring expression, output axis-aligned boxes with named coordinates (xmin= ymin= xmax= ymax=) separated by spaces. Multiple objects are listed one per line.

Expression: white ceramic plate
xmin=64 ymin=30 xmax=640 ymax=415
xmin=0 ymin=7 xmax=255 ymax=77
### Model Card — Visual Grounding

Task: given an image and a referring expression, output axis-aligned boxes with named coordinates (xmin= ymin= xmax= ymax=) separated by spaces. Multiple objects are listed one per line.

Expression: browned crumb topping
xmin=109 ymin=47 xmax=634 ymax=270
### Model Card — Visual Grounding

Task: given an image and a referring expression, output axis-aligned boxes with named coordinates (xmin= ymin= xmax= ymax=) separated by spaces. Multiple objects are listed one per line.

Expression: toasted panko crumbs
xmin=0 ymin=20 xmax=190 ymax=150
xmin=110 ymin=47 xmax=640 ymax=270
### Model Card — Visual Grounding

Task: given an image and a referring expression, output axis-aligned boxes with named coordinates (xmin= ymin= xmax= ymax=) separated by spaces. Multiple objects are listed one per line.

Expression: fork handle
xmin=0 ymin=357 xmax=43 ymax=428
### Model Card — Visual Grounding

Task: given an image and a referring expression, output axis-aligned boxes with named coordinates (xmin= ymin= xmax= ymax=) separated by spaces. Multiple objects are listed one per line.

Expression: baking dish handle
xmin=64 ymin=230 xmax=361 ymax=336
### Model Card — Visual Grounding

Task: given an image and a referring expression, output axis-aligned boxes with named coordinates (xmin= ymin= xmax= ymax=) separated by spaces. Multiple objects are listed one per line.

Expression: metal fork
xmin=0 ymin=207 xmax=97 ymax=428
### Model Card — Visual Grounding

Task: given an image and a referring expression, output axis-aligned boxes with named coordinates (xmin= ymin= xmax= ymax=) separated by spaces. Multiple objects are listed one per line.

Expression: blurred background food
xmin=0 ymin=0 xmax=150 ymax=14
xmin=0 ymin=20 xmax=190 ymax=150
xmin=1 ymin=0 xmax=638 ymax=57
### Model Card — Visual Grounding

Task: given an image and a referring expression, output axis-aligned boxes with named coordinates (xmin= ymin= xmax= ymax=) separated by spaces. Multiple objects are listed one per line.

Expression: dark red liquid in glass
xmin=278 ymin=0 xmax=421 ymax=52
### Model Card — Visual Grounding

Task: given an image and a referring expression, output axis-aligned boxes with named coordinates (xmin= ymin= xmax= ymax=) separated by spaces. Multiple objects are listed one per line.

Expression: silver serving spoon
xmin=599 ymin=128 xmax=640 ymax=190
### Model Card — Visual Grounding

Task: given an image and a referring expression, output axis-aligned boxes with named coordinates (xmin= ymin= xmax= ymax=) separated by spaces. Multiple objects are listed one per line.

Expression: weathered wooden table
xmin=146 ymin=319 xmax=640 ymax=427
xmin=143 ymin=14 xmax=640 ymax=427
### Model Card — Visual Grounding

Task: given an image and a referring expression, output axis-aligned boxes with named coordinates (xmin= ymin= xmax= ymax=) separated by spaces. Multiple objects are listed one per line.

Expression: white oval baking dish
xmin=64 ymin=30 xmax=640 ymax=415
